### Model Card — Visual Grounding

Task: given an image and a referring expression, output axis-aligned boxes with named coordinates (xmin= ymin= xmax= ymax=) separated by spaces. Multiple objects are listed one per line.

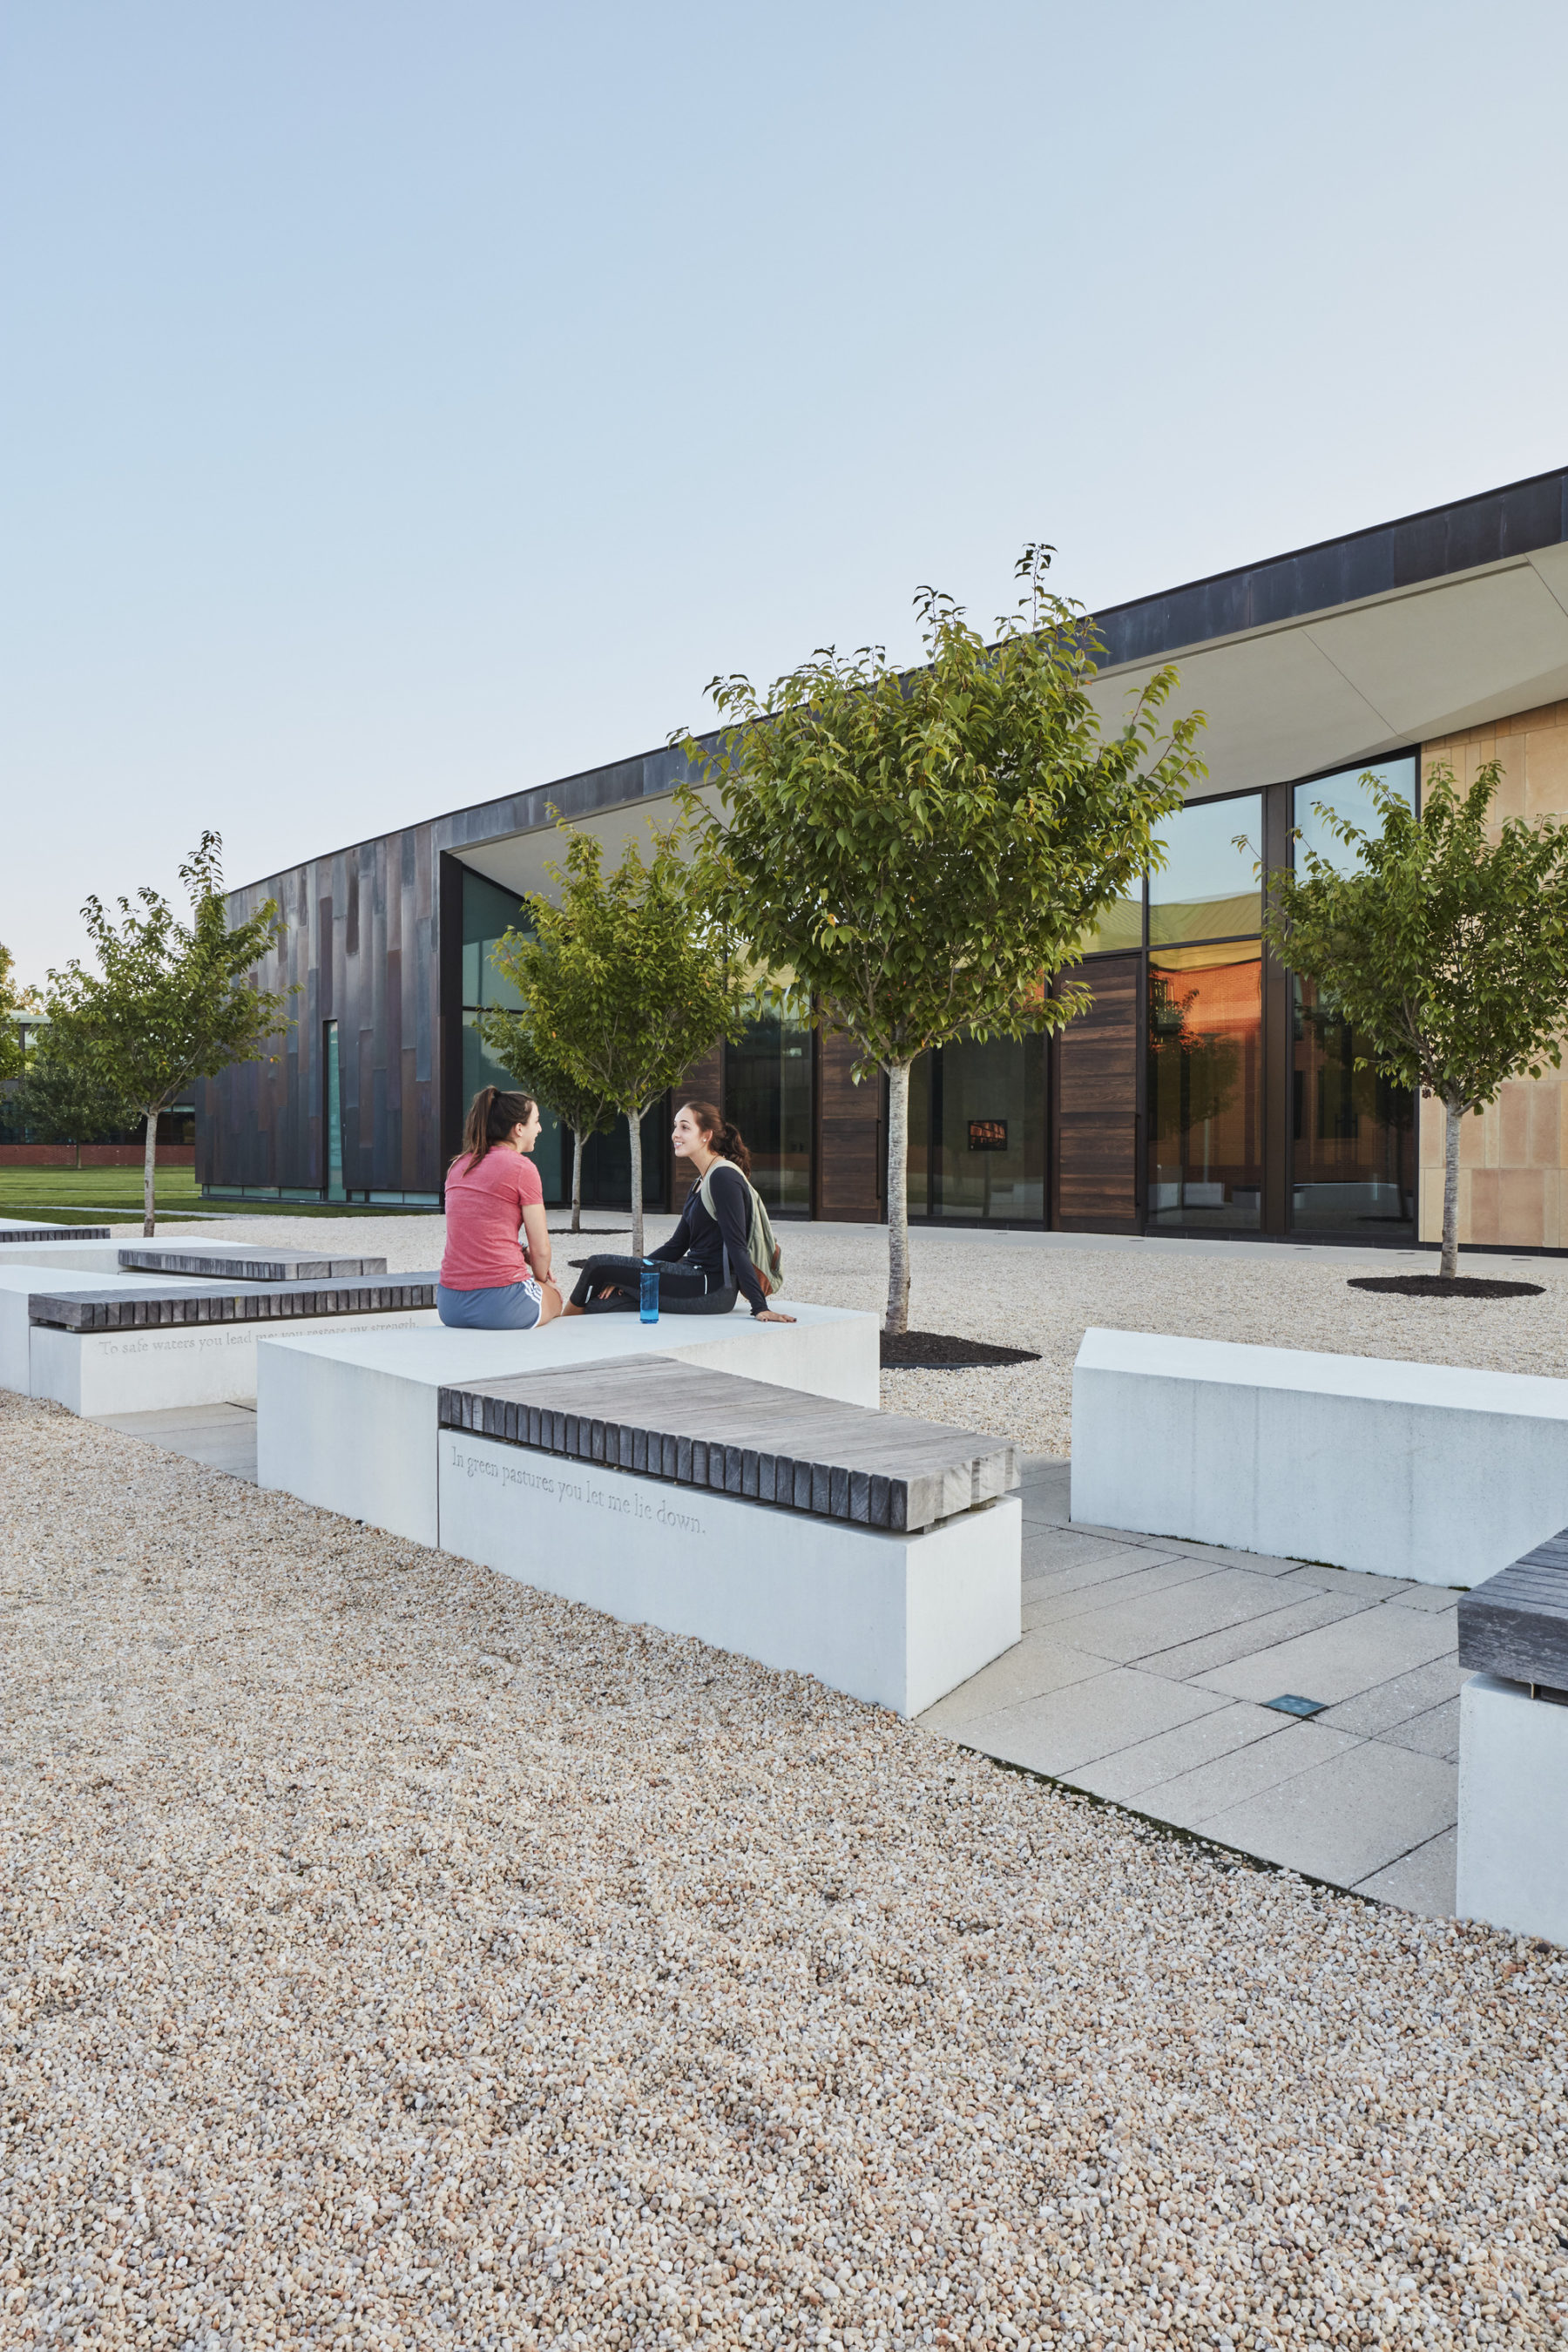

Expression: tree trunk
xmin=571 ymin=1127 xmax=584 ymax=1234
xmin=884 ymin=1058 xmax=912 ymax=1335
xmin=1441 ymin=1097 xmax=1462 ymax=1280
xmin=142 ymin=1111 xmax=158 ymax=1238
xmin=628 ymin=1107 xmax=645 ymax=1260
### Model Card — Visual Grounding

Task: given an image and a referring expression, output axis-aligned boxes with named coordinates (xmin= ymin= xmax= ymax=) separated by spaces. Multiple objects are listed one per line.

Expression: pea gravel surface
xmin=3 ymin=1389 xmax=1566 ymax=2349
xmin=147 ymin=1211 xmax=1568 ymax=1457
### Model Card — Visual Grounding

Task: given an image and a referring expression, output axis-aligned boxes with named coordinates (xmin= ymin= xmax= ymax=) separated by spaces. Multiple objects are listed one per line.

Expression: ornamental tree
xmin=478 ymin=983 xmax=618 ymax=1234
xmin=492 ymin=819 xmax=747 ymax=1256
xmin=678 ymin=550 xmax=1208 ymax=1330
xmin=43 ymin=835 xmax=292 ymax=1235
xmin=1260 ymin=761 xmax=1568 ymax=1279
xmin=0 ymin=942 xmax=38 ymax=1086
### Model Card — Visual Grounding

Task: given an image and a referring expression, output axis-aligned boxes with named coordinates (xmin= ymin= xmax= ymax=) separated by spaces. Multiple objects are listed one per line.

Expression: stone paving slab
xmin=1064 ymin=1699 xmax=1287 ymax=1804
xmin=1195 ymin=1741 xmax=1457 ymax=1887
xmin=1093 ymin=1716 xmax=1362 ymax=1835
xmin=926 ymin=1450 xmax=1463 ymax=1918
xmin=1193 ymin=1603 xmax=1457 ymax=1707
xmin=1134 ymin=1586 xmax=1373 ymax=1681
xmin=944 ymin=1668 xmax=1227 ymax=1782
xmin=1316 ymin=1655 xmax=1466 ymax=1737
xmin=1378 ymin=1697 xmax=1462 ymax=1761
xmin=1355 ymin=1827 xmax=1459 ymax=1918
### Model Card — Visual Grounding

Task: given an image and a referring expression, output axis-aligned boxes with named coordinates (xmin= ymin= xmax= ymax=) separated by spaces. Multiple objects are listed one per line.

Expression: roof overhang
xmin=1087 ymin=541 xmax=1568 ymax=799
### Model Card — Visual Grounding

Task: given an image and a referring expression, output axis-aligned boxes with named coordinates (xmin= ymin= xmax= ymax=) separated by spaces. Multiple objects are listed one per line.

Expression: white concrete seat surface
xmin=256 ymin=1303 xmax=882 ymax=1546
xmin=1071 ymin=1326 xmax=1568 ymax=1588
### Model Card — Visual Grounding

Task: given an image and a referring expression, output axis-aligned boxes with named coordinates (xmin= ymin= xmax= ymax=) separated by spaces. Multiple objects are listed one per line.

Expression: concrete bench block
xmin=439 ymin=1427 xmax=1020 ymax=1717
xmin=257 ymin=1305 xmax=882 ymax=1546
xmin=0 ymin=1263 xmax=206 ymax=1396
xmin=1456 ymin=1675 xmax=1568 ymax=1946
xmin=1071 ymin=1327 xmax=1568 ymax=1587
xmin=30 ymin=1304 xmax=441 ymax=1416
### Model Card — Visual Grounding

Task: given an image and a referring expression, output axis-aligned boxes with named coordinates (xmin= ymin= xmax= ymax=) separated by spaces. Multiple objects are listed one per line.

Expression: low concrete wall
xmin=30 ymin=1308 xmax=440 ymax=1416
xmin=257 ymin=1306 xmax=882 ymax=1548
xmin=439 ymin=1428 xmax=1020 ymax=1718
xmin=1457 ymin=1675 xmax=1568 ymax=1946
xmin=1071 ymin=1327 xmax=1568 ymax=1587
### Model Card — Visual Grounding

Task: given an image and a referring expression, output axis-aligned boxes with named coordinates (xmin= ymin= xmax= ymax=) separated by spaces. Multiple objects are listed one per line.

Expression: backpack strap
xmin=697 ymin=1163 xmax=732 ymax=1290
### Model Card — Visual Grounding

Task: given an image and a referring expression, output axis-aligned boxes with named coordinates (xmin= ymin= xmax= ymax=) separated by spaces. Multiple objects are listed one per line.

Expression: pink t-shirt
xmin=440 ymin=1147 xmax=544 ymax=1289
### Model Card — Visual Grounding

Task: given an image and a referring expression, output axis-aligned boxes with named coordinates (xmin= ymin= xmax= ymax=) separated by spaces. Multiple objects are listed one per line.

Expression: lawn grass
xmin=0 ymin=1166 xmax=435 ymax=1223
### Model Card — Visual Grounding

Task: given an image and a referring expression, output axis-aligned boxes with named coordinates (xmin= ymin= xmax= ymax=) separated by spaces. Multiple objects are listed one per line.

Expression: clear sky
xmin=4 ymin=0 xmax=1567 ymax=984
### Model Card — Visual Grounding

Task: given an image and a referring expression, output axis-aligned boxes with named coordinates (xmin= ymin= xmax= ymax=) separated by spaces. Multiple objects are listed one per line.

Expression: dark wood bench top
xmin=30 ymin=1274 xmax=438 ymax=1333
xmin=118 ymin=1246 xmax=389 ymax=1281
xmin=0 ymin=1223 xmax=112 ymax=1243
xmin=1459 ymin=1528 xmax=1568 ymax=1693
xmin=439 ymin=1355 xmax=1018 ymax=1533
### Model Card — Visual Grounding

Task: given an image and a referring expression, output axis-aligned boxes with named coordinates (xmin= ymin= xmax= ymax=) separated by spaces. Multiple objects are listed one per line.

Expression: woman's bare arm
xmin=522 ymin=1199 xmax=554 ymax=1287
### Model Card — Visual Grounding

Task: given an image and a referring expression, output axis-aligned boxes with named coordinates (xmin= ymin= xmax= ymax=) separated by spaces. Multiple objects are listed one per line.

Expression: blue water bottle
xmin=639 ymin=1263 xmax=659 ymax=1323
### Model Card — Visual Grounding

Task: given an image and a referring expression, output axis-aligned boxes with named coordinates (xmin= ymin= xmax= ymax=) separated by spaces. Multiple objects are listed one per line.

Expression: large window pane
xmin=932 ymin=1035 xmax=1044 ymax=1221
xmin=1291 ymin=977 xmax=1415 ymax=1233
xmin=1294 ymin=756 xmax=1416 ymax=875
xmin=1148 ymin=795 xmax=1261 ymax=944
xmin=579 ymin=1106 xmax=665 ymax=1211
xmin=460 ymin=1011 xmax=565 ymax=1200
xmin=461 ymin=868 xmax=527 ymax=1010
xmin=1080 ymin=888 xmax=1143 ymax=955
xmin=725 ymin=991 xmax=814 ymax=1216
xmin=1147 ymin=944 xmax=1262 ymax=1228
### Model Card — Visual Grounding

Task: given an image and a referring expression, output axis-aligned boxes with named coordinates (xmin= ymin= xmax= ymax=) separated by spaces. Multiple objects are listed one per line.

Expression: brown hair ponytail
xmin=681 ymin=1100 xmax=752 ymax=1181
xmin=456 ymin=1085 xmax=537 ymax=1170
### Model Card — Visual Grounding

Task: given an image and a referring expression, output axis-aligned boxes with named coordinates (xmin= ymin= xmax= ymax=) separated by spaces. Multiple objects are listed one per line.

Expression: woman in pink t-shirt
xmin=437 ymin=1088 xmax=564 ymax=1330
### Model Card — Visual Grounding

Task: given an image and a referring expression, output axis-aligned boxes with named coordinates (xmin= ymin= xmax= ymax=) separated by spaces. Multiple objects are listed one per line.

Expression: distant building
xmin=202 ymin=464 xmax=1568 ymax=1251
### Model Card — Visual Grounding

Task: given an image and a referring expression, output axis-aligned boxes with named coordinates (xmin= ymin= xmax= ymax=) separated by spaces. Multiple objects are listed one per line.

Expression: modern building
xmin=202 ymin=464 xmax=1568 ymax=1252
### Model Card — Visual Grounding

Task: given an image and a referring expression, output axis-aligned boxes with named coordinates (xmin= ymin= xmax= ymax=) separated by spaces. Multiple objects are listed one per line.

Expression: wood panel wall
xmin=198 ymin=825 xmax=441 ymax=1197
xmin=1051 ymin=956 xmax=1141 ymax=1231
xmin=670 ymin=1044 xmax=725 ymax=1210
xmin=816 ymin=1031 xmax=884 ymax=1222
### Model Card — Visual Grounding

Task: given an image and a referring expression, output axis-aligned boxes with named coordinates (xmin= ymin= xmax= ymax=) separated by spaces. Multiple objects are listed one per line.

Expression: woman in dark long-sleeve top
xmin=564 ymin=1101 xmax=796 ymax=1322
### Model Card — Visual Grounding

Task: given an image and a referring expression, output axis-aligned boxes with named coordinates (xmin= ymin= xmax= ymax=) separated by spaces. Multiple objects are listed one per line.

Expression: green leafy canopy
xmin=1260 ymin=762 xmax=1568 ymax=1114
xmin=674 ymin=549 xmax=1209 ymax=1073
xmin=490 ymin=818 xmax=747 ymax=1121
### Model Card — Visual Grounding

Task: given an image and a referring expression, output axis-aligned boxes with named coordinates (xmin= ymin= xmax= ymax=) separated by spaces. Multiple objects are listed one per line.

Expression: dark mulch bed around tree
xmin=880 ymin=1329 xmax=1043 ymax=1370
xmin=1348 ymin=1274 xmax=1545 ymax=1300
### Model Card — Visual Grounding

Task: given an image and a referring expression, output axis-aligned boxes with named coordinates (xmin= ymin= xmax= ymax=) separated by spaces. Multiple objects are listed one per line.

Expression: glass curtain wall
xmin=1144 ymin=795 xmax=1264 ymax=1228
xmin=458 ymin=868 xmax=567 ymax=1197
xmin=905 ymin=1036 xmax=1044 ymax=1221
xmin=1290 ymin=759 xmax=1416 ymax=1233
xmin=724 ymin=990 xmax=814 ymax=1215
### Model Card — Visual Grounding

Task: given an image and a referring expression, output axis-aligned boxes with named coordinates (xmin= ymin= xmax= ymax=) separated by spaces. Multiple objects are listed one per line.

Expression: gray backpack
xmin=698 ymin=1163 xmax=786 ymax=1299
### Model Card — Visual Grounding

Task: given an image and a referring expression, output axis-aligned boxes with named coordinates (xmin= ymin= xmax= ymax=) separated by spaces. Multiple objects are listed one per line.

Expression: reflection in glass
xmin=1293 ymin=756 xmax=1417 ymax=875
xmin=579 ymin=1105 xmax=665 ymax=1210
xmin=1292 ymin=977 xmax=1414 ymax=1233
xmin=726 ymin=990 xmax=814 ymax=1215
xmin=1148 ymin=794 xmax=1261 ymax=944
xmin=324 ymin=1020 xmax=345 ymax=1201
xmin=1147 ymin=944 xmax=1262 ymax=1228
xmin=1080 ymin=888 xmax=1144 ymax=955
xmin=932 ymin=1034 xmax=1044 ymax=1220
xmin=461 ymin=868 xmax=527 ymax=1010
xmin=461 ymin=1012 xmax=564 ymax=1199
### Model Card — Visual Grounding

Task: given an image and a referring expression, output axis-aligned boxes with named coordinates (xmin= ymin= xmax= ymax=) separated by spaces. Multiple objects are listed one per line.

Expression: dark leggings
xmin=568 ymin=1254 xmax=737 ymax=1315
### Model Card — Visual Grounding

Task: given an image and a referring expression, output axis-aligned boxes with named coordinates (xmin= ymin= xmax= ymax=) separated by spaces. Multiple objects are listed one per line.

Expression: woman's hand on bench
xmin=753 ymin=1308 xmax=796 ymax=1323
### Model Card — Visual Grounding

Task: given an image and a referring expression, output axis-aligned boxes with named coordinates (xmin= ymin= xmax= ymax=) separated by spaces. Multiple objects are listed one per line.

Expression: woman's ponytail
xmin=456 ymin=1085 xmax=537 ymax=1169
xmin=682 ymin=1101 xmax=753 ymax=1181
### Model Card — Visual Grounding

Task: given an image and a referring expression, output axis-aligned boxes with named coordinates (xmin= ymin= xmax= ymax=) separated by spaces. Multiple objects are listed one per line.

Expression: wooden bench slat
xmin=29 ymin=1274 xmax=439 ymax=1332
xmin=437 ymin=1354 xmax=1017 ymax=1532
xmin=1459 ymin=1531 xmax=1568 ymax=1689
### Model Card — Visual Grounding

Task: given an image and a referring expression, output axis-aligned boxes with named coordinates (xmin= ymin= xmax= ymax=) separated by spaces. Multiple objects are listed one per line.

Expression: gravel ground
xmin=150 ymin=1211 xmax=1568 ymax=1456
xmin=3 ymin=1389 xmax=1567 ymax=2349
